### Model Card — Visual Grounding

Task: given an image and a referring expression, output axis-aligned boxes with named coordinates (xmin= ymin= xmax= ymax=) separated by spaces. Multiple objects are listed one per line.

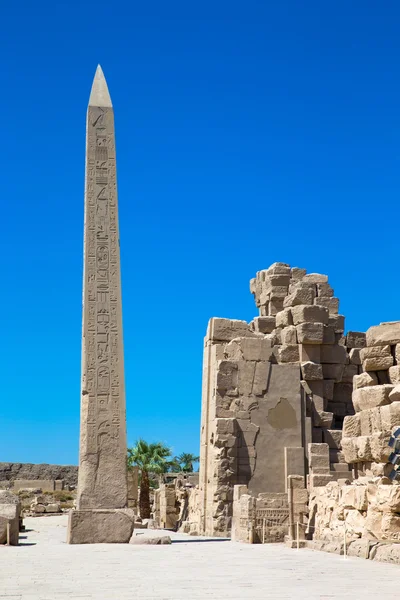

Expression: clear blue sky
xmin=1 ymin=1 xmax=400 ymax=466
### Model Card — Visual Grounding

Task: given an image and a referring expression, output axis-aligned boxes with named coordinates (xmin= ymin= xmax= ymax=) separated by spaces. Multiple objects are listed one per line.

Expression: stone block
xmin=316 ymin=283 xmax=334 ymax=297
xmin=291 ymin=305 xmax=329 ymax=325
xmin=389 ymin=366 xmax=400 ymax=385
xmin=341 ymin=364 xmax=358 ymax=383
xmin=362 ymin=356 xmax=393 ymax=372
xmin=275 ymin=308 xmax=293 ymax=328
xmin=277 ymin=344 xmax=299 ymax=363
xmin=216 ymin=361 xmax=238 ymax=394
xmin=313 ymin=411 xmax=334 ymax=428
xmin=269 ymin=298 xmax=284 ymax=315
xmin=360 ymin=345 xmax=391 ymax=360
xmin=284 ymin=447 xmax=305 ymax=485
xmin=341 ymin=485 xmax=368 ymax=510
xmin=333 ymin=382 xmax=353 ymax=403
xmin=352 ymin=385 xmax=394 ymax=412
xmin=366 ymin=321 xmax=400 ymax=347
xmin=309 ymin=474 xmax=333 ymax=487
xmin=359 ymin=407 xmax=382 ymax=436
xmin=207 ymin=318 xmax=255 ymax=343
xmin=130 ymin=535 xmax=172 ymax=545
xmin=67 ymin=509 xmax=135 ymax=544
xmin=296 ymin=322 xmax=324 ymax=345
xmin=291 ymin=267 xmax=307 ymax=281
xmin=303 ymin=273 xmax=328 ymax=283
xmin=346 ymin=331 xmax=366 ymax=349
xmin=299 ymin=344 xmax=320 ymax=363
xmin=343 ymin=414 xmax=361 ymax=438
xmin=323 ymin=429 xmax=342 ymax=449
xmin=373 ymin=485 xmax=400 ymax=513
xmin=349 ymin=348 xmax=361 ymax=365
xmin=328 ymin=315 xmax=345 ymax=333
xmin=389 ymin=385 xmax=400 ymax=403
xmin=13 ymin=479 xmax=56 ymax=492
xmin=322 ymin=363 xmax=344 ymax=382
xmin=250 ymin=316 xmax=276 ymax=334
xmin=323 ymin=379 xmax=335 ymax=400
xmin=380 ymin=401 xmax=400 ymax=431
xmin=308 ymin=443 xmax=330 ymax=456
xmin=45 ymin=503 xmax=60 ymax=513
xmin=283 ymin=287 xmax=315 ymax=308
xmin=309 ymin=451 xmax=330 ymax=472
xmin=322 ymin=325 xmax=335 ymax=345
xmin=320 ymin=345 xmax=347 ymax=364
xmin=280 ymin=326 xmax=297 ymax=345
xmin=314 ymin=297 xmax=339 ymax=314
xmin=353 ymin=372 xmax=378 ymax=390
xmin=301 ymin=361 xmax=323 ymax=380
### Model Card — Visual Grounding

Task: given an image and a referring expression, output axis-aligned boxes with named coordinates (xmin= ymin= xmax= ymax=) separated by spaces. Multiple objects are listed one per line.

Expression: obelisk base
xmin=67 ymin=508 xmax=135 ymax=544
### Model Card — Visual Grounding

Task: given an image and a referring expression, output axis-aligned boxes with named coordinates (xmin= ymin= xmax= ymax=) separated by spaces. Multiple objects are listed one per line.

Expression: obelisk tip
xmin=88 ymin=65 xmax=112 ymax=107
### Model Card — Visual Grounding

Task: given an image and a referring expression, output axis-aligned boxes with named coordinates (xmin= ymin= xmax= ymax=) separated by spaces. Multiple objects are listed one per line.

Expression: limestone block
xmin=323 ymin=429 xmax=342 ymax=449
xmin=342 ymin=415 xmax=361 ymax=438
xmin=380 ymin=401 xmax=400 ymax=431
xmin=283 ymin=287 xmax=315 ymax=308
xmin=341 ymin=364 xmax=358 ymax=383
xmin=333 ymin=382 xmax=353 ymax=403
xmin=389 ymin=366 xmax=400 ymax=385
xmin=320 ymin=345 xmax=347 ymax=364
xmin=67 ymin=509 xmax=136 ymax=544
xmin=362 ymin=356 xmax=393 ymax=371
xmin=313 ymin=411 xmax=334 ymax=429
xmin=349 ymin=348 xmax=361 ymax=365
xmin=315 ymin=297 xmax=339 ymax=314
xmin=207 ymin=318 xmax=255 ymax=343
xmin=365 ymin=509 xmax=383 ymax=539
xmin=281 ymin=326 xmax=297 ymax=345
xmin=359 ymin=407 xmax=382 ymax=436
xmin=251 ymin=316 xmax=276 ymax=334
xmin=216 ymin=419 xmax=236 ymax=435
xmin=266 ymin=262 xmax=291 ymax=275
xmin=291 ymin=267 xmax=307 ymax=280
xmin=341 ymin=486 xmax=367 ymax=510
xmin=269 ymin=298 xmax=284 ymax=315
xmin=341 ymin=437 xmax=358 ymax=463
xmin=352 ymin=385 xmax=394 ymax=412
xmin=324 ymin=380 xmax=335 ymax=400
xmin=301 ymin=361 xmax=323 ymax=380
xmin=299 ymin=344 xmax=320 ymax=363
xmin=316 ymin=283 xmax=334 ymax=297
xmin=296 ymin=322 xmax=324 ymax=345
xmin=309 ymin=443 xmax=330 ymax=456
xmin=373 ymin=485 xmax=400 ymax=513
xmin=277 ymin=344 xmax=299 ymax=363
xmin=252 ymin=361 xmax=270 ymax=396
xmin=275 ymin=308 xmax=293 ymax=328
xmin=130 ymin=535 xmax=172 ymax=544
xmin=309 ymin=452 xmax=330 ymax=473
xmin=239 ymin=337 xmax=273 ymax=362
xmin=264 ymin=273 xmax=291 ymax=288
xmin=267 ymin=285 xmax=289 ymax=300
xmin=322 ymin=325 xmax=335 ymax=345
xmin=346 ymin=331 xmax=366 ymax=349
xmin=360 ymin=345 xmax=391 ymax=361
xmin=366 ymin=321 xmax=400 ymax=347
xmin=291 ymin=305 xmax=329 ymax=325
xmin=369 ymin=431 xmax=391 ymax=463
xmin=45 ymin=503 xmax=60 ymax=513
xmin=328 ymin=315 xmax=345 ymax=333
xmin=303 ymin=273 xmax=328 ymax=283
xmin=345 ymin=509 xmax=366 ymax=536
xmin=322 ymin=363 xmax=344 ymax=382
xmin=309 ymin=474 xmax=333 ymax=487
xmin=381 ymin=513 xmax=400 ymax=540
xmin=353 ymin=372 xmax=378 ymax=390
xmin=389 ymin=385 xmax=400 ymax=403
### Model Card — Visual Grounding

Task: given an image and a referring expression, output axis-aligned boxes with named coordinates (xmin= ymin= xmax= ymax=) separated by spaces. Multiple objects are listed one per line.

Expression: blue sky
xmin=1 ymin=1 xmax=400 ymax=466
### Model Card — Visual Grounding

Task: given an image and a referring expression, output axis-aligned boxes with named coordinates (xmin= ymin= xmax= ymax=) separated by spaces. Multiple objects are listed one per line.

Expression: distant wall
xmin=0 ymin=463 xmax=78 ymax=488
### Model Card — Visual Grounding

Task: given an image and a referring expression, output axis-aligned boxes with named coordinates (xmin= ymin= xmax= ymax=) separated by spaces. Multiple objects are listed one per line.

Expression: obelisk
xmin=68 ymin=66 xmax=134 ymax=544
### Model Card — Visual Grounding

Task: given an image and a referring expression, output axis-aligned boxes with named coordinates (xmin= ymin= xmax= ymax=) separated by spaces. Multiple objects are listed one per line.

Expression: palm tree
xmin=127 ymin=439 xmax=172 ymax=518
xmin=174 ymin=452 xmax=200 ymax=473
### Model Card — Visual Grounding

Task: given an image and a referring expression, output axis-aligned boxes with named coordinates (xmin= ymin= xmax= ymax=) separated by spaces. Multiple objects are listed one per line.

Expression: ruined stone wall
xmin=198 ymin=262 xmax=363 ymax=538
xmin=310 ymin=321 xmax=400 ymax=551
xmin=0 ymin=463 xmax=78 ymax=488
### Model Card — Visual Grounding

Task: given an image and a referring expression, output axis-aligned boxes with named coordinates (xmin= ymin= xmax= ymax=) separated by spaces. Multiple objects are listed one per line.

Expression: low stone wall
xmin=0 ymin=463 xmax=78 ymax=488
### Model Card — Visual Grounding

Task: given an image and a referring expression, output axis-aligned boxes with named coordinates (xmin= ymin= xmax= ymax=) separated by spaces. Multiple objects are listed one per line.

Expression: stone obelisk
xmin=68 ymin=66 xmax=134 ymax=544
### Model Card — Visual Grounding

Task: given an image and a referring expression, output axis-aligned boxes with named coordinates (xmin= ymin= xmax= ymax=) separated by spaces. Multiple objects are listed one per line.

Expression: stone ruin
xmin=194 ymin=261 xmax=363 ymax=539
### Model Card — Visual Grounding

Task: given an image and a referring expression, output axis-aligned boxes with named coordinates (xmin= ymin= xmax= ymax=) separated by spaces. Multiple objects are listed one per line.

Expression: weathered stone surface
xmin=320 ymin=345 xmax=347 ymax=364
xmin=251 ymin=316 xmax=276 ymax=334
xmin=296 ymin=323 xmax=324 ymax=345
xmin=67 ymin=509 xmax=135 ymax=544
xmin=389 ymin=385 xmax=400 ymax=403
xmin=346 ymin=331 xmax=366 ymax=349
xmin=283 ymin=287 xmax=315 ymax=307
xmin=316 ymin=283 xmax=334 ymax=297
xmin=303 ymin=273 xmax=328 ymax=284
xmin=291 ymin=305 xmax=329 ymax=325
xmin=275 ymin=308 xmax=293 ymax=329
xmin=343 ymin=414 xmax=361 ymax=438
xmin=314 ymin=297 xmax=339 ymax=314
xmin=341 ymin=485 xmax=367 ymax=510
xmin=277 ymin=345 xmax=299 ymax=363
xmin=341 ymin=364 xmax=358 ymax=382
xmin=352 ymin=385 xmax=394 ymax=413
xmin=389 ymin=366 xmax=400 ymax=385
xmin=130 ymin=535 xmax=172 ymax=545
xmin=328 ymin=315 xmax=345 ymax=333
xmin=360 ymin=345 xmax=391 ymax=361
xmin=301 ymin=361 xmax=323 ymax=380
xmin=208 ymin=318 xmax=255 ymax=342
xmin=342 ymin=432 xmax=391 ymax=464
xmin=321 ymin=363 xmax=344 ymax=382
xmin=299 ymin=344 xmax=320 ymax=363
xmin=363 ymin=356 xmax=394 ymax=372
xmin=366 ymin=322 xmax=400 ymax=347
xmin=322 ymin=326 xmax=335 ymax=345
xmin=349 ymin=348 xmax=362 ymax=365
xmin=280 ymin=326 xmax=297 ymax=345
xmin=353 ymin=372 xmax=378 ymax=390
